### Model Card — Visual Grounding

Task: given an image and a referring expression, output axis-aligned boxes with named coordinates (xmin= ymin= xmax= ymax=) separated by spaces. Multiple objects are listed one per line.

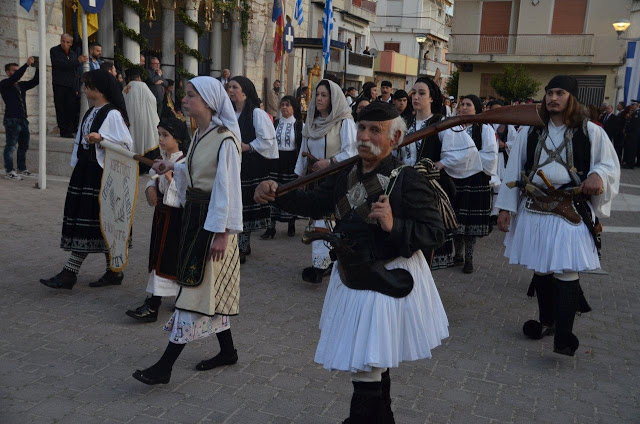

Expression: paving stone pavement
xmin=0 ymin=170 xmax=639 ymax=424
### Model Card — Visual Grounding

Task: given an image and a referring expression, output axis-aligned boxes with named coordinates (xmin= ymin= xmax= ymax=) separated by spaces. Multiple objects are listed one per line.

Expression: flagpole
xmin=80 ymin=9 xmax=90 ymax=118
xmin=38 ymin=0 xmax=47 ymax=190
xmin=279 ymin=7 xmax=286 ymax=99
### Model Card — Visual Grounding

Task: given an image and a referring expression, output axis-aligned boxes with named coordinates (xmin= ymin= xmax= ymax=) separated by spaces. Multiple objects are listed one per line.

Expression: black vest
xmin=523 ymin=121 xmax=591 ymax=183
xmin=414 ymin=114 xmax=444 ymax=162
xmin=77 ymin=104 xmax=118 ymax=163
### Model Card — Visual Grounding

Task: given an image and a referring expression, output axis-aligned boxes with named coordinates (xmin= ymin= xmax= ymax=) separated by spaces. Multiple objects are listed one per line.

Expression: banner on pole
xmin=99 ymin=145 xmax=139 ymax=272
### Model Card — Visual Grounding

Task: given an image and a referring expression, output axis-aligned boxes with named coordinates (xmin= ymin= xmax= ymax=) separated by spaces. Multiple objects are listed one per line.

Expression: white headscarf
xmin=303 ymin=79 xmax=354 ymax=139
xmin=189 ymin=76 xmax=241 ymax=142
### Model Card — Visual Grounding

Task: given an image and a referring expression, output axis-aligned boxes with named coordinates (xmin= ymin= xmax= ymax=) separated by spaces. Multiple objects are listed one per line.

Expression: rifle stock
xmin=275 ymin=104 xmax=543 ymax=197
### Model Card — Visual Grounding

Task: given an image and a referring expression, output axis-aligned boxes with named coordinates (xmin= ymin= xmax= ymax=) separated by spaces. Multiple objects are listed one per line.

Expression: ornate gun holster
xmin=524 ymin=190 xmax=582 ymax=225
xmin=302 ymin=230 xmax=413 ymax=298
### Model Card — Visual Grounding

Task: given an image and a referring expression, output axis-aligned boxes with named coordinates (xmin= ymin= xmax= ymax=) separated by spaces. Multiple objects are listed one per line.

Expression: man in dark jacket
xmin=601 ymin=103 xmax=624 ymax=159
xmin=146 ymin=57 xmax=167 ymax=116
xmin=50 ymin=33 xmax=87 ymax=138
xmin=1 ymin=57 xmax=39 ymax=179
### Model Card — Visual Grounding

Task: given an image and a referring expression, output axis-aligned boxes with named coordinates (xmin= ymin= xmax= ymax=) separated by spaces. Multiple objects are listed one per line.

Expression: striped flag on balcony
xmin=322 ymin=0 xmax=334 ymax=65
xmin=294 ymin=0 xmax=304 ymax=25
xmin=624 ymin=41 xmax=640 ymax=105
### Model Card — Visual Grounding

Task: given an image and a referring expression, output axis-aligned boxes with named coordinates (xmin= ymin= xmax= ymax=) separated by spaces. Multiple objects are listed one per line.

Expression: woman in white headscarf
xmin=132 ymin=76 xmax=243 ymax=385
xmin=294 ymin=79 xmax=358 ymax=284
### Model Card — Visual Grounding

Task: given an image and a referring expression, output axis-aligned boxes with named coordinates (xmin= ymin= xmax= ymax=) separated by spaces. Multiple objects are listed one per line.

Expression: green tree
xmin=490 ymin=64 xmax=541 ymax=102
xmin=445 ymin=69 xmax=459 ymax=98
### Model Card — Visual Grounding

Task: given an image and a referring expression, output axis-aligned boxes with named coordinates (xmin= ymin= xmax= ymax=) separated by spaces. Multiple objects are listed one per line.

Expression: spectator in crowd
xmin=616 ymin=101 xmax=625 ymax=114
xmin=147 ymin=57 xmax=167 ymax=116
xmin=346 ymin=87 xmax=357 ymax=107
xmin=140 ymin=54 xmax=146 ymax=67
xmin=296 ymin=79 xmax=307 ymax=99
xmin=392 ymin=89 xmax=413 ymax=124
xmin=50 ymin=33 xmax=87 ymax=138
xmin=360 ymin=81 xmax=378 ymax=102
xmin=378 ymin=80 xmax=393 ymax=103
xmin=265 ymin=79 xmax=281 ymax=119
xmin=88 ymin=42 xmax=102 ymax=71
xmin=100 ymin=60 xmax=117 ymax=78
xmin=218 ymin=69 xmax=231 ymax=85
xmin=623 ymin=103 xmax=640 ymax=168
xmin=1 ymin=57 xmax=39 ymax=180
xmin=601 ymin=103 xmax=624 ymax=160
xmin=362 ymin=46 xmax=371 ymax=55
xmin=587 ymin=104 xmax=603 ymax=127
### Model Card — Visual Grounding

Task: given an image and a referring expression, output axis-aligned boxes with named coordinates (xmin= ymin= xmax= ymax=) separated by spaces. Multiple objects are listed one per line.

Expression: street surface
xmin=0 ymin=169 xmax=639 ymax=424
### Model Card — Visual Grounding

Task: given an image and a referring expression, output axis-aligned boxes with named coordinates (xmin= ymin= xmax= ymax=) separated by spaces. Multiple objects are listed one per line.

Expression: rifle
xmin=275 ymin=104 xmax=544 ymax=197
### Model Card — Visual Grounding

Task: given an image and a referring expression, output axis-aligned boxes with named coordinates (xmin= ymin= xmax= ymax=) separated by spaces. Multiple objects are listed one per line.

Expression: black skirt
xmin=452 ymin=172 xmax=491 ymax=237
xmin=431 ymin=230 xmax=455 ymax=270
xmin=60 ymin=148 xmax=108 ymax=253
xmin=148 ymin=200 xmax=182 ymax=279
xmin=241 ymin=151 xmax=272 ymax=231
xmin=269 ymin=150 xmax=299 ymax=222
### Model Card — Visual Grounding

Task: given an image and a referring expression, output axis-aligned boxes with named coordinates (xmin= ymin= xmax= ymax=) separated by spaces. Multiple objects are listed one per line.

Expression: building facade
xmin=371 ymin=0 xmax=453 ymax=89
xmin=447 ymin=0 xmax=630 ymax=106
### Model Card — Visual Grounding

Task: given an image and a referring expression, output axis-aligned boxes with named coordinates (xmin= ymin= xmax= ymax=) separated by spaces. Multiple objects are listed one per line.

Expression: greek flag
xmin=294 ymin=0 xmax=304 ymax=25
xmin=322 ymin=0 xmax=333 ymax=65
xmin=624 ymin=41 xmax=640 ymax=105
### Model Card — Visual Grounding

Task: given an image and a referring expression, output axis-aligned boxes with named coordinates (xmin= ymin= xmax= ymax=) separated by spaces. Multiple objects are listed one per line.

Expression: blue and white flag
xmin=322 ymin=0 xmax=334 ymax=65
xmin=294 ymin=0 xmax=304 ymax=25
xmin=624 ymin=41 xmax=640 ymax=105
xmin=20 ymin=0 xmax=35 ymax=12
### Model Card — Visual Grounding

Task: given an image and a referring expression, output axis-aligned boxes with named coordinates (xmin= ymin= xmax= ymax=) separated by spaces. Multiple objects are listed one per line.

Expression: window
xmin=480 ymin=73 xmax=500 ymax=99
xmin=317 ymin=20 xmax=323 ymax=38
xmin=551 ymin=0 xmax=587 ymax=34
xmin=479 ymin=1 xmax=512 ymax=54
xmin=384 ymin=42 xmax=400 ymax=52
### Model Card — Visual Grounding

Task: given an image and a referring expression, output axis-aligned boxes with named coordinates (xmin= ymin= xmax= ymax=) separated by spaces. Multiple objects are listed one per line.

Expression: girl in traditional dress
xmin=449 ymin=95 xmax=499 ymax=273
xmin=133 ymin=76 xmax=242 ymax=385
xmin=295 ymin=79 xmax=358 ymax=283
xmin=352 ymin=97 xmax=370 ymax=122
xmin=396 ymin=77 xmax=467 ymax=270
xmin=40 ymin=70 xmax=133 ymax=290
xmin=261 ymin=96 xmax=303 ymax=239
xmin=227 ymin=76 xmax=278 ymax=263
xmin=126 ymin=116 xmax=189 ymax=322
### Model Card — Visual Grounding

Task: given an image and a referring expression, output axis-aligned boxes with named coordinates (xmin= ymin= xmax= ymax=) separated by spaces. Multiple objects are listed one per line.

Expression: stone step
xmin=0 ymin=134 xmax=77 ymax=178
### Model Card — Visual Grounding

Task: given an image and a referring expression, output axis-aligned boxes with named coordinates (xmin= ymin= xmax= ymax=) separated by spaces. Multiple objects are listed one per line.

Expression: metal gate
xmin=571 ymin=75 xmax=606 ymax=106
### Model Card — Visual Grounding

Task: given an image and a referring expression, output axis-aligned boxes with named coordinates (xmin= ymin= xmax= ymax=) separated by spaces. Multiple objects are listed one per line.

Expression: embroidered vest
xmin=186 ymin=126 xmax=241 ymax=191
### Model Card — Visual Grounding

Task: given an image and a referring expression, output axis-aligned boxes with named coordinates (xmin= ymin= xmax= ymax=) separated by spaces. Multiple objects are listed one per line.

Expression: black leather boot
xmin=553 ymin=279 xmax=581 ymax=356
xmin=523 ymin=274 xmax=555 ymax=340
xmin=342 ymin=380 xmax=385 ymax=424
xmin=89 ymin=270 xmax=124 ymax=287
xmin=381 ymin=370 xmax=395 ymax=423
xmin=39 ymin=269 xmax=77 ymax=290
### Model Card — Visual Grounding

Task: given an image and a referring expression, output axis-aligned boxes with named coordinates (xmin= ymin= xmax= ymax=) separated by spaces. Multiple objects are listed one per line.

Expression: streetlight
xmin=416 ymin=34 xmax=427 ymax=75
xmin=613 ymin=19 xmax=631 ymax=39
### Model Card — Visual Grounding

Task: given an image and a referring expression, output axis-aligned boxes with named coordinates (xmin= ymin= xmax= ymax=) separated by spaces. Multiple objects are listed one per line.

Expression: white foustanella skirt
xmin=314 ymin=250 xmax=449 ymax=373
xmin=504 ymin=199 xmax=600 ymax=274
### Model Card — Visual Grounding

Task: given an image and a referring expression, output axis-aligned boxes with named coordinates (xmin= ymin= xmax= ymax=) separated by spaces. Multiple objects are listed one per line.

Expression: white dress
xmin=495 ymin=120 xmax=620 ymax=274
xmin=163 ymin=133 xmax=243 ymax=343
xmin=315 ymin=251 xmax=449 ymax=372
xmin=295 ymin=119 xmax=358 ymax=269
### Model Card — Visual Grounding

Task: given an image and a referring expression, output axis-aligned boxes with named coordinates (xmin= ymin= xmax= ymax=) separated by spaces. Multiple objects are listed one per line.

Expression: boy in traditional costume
xmin=496 ymin=75 xmax=620 ymax=356
xmin=255 ymin=102 xmax=449 ymax=422
xmin=40 ymin=70 xmax=133 ymax=290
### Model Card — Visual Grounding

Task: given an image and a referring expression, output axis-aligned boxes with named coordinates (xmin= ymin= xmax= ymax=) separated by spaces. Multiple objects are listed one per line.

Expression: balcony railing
xmin=352 ymin=0 xmax=377 ymax=14
xmin=450 ymin=34 xmax=594 ymax=56
xmin=421 ymin=59 xmax=450 ymax=76
xmin=349 ymin=51 xmax=374 ymax=68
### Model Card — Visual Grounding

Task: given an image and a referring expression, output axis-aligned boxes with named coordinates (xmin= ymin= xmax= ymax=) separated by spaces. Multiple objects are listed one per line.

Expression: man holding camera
xmin=1 ymin=56 xmax=39 ymax=180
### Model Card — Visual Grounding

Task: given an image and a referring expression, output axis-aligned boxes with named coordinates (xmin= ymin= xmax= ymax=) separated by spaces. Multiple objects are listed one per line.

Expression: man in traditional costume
xmin=40 ymin=70 xmax=133 ymax=289
xmin=123 ymin=68 xmax=160 ymax=172
xmin=133 ymin=76 xmax=242 ymax=385
xmin=496 ymin=75 xmax=620 ymax=356
xmin=255 ymin=102 xmax=449 ymax=422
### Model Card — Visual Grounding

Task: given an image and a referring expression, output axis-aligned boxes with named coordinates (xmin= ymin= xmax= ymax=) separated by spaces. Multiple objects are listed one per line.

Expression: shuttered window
xmin=551 ymin=0 xmax=587 ymax=34
xmin=479 ymin=1 xmax=512 ymax=53
xmin=384 ymin=42 xmax=400 ymax=52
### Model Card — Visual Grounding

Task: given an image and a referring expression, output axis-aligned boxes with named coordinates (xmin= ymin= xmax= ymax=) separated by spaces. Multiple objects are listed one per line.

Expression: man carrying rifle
xmin=496 ymin=75 xmax=620 ymax=357
xmin=254 ymin=102 xmax=449 ymax=423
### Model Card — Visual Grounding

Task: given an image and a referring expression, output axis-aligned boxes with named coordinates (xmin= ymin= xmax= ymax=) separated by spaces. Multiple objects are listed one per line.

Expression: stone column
xmin=161 ymin=0 xmax=176 ymax=81
xmin=209 ymin=15 xmax=222 ymax=77
xmin=123 ymin=0 xmax=140 ymax=64
xmin=97 ymin=0 xmax=114 ymax=59
xmin=184 ymin=0 xmax=200 ymax=77
xmin=229 ymin=9 xmax=244 ymax=77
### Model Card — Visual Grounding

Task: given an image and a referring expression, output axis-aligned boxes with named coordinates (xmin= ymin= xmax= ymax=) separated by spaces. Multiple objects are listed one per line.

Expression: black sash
xmin=176 ymin=188 xmax=215 ymax=287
